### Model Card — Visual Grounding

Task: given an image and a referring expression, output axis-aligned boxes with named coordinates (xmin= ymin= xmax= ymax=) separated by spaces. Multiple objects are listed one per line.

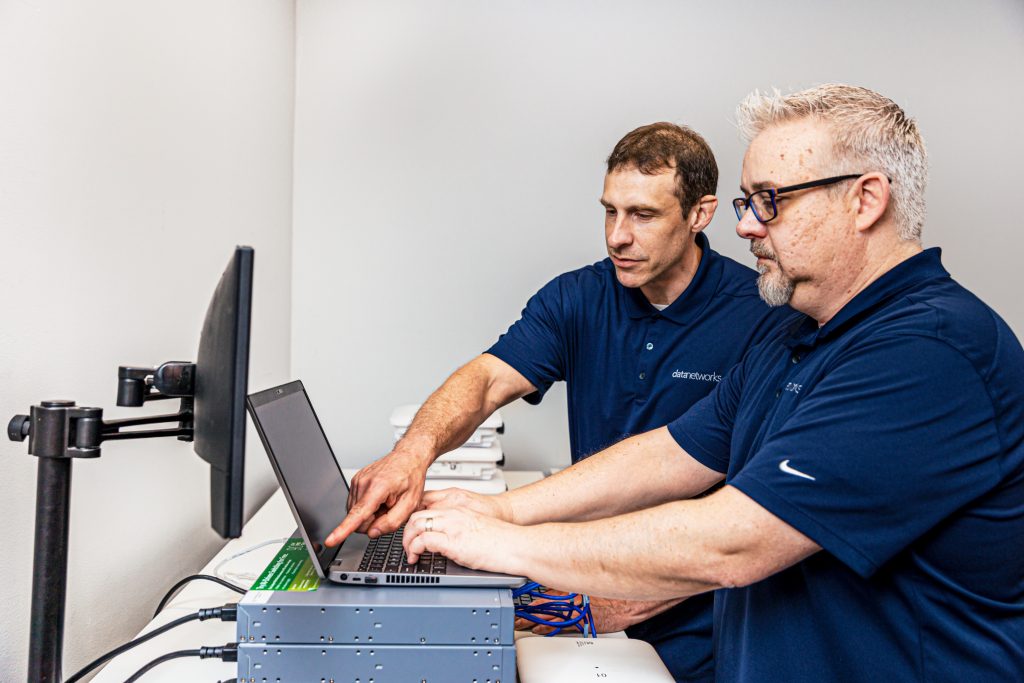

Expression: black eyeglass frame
xmin=732 ymin=173 xmax=868 ymax=224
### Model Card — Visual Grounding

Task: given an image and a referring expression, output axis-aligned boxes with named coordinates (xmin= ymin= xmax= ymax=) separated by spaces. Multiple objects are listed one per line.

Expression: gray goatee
xmin=751 ymin=242 xmax=794 ymax=307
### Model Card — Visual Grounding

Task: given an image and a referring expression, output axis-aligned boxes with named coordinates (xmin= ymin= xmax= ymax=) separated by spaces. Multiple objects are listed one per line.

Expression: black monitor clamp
xmin=7 ymin=361 xmax=197 ymax=683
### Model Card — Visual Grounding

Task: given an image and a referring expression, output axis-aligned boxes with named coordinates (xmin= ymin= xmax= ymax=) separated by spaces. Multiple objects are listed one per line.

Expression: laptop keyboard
xmin=358 ymin=526 xmax=449 ymax=574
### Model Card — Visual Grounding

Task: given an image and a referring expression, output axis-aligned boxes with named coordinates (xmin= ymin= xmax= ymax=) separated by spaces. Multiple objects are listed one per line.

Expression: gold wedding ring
xmin=424 ymin=517 xmax=434 ymax=533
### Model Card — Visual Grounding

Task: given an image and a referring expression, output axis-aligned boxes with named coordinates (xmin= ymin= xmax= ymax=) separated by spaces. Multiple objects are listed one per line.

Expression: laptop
xmin=247 ymin=380 xmax=526 ymax=588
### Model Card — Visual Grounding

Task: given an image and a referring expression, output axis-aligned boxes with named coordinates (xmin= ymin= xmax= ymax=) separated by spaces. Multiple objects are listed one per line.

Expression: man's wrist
xmin=391 ymin=435 xmax=438 ymax=468
xmin=494 ymin=492 xmax=518 ymax=525
xmin=501 ymin=522 xmax=543 ymax=578
xmin=500 ymin=484 xmax=550 ymax=526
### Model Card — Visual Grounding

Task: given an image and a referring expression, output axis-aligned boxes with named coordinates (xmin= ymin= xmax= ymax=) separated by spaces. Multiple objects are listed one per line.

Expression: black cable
xmin=63 ymin=614 xmax=198 ymax=683
xmin=154 ymin=574 xmax=245 ymax=617
xmin=63 ymin=605 xmax=238 ymax=683
xmin=124 ymin=643 xmax=237 ymax=683
xmin=123 ymin=649 xmax=200 ymax=682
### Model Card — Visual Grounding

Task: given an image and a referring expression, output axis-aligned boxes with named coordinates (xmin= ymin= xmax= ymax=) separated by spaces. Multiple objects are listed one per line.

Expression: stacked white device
xmin=389 ymin=404 xmax=507 ymax=494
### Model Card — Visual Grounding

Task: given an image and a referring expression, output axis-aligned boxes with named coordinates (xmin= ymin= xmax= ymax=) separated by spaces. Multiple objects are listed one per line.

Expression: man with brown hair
xmin=328 ymin=122 xmax=791 ymax=681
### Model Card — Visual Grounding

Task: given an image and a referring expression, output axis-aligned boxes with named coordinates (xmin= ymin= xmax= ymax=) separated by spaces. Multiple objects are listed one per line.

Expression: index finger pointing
xmin=325 ymin=505 xmax=373 ymax=547
xmin=333 ymin=479 xmax=396 ymax=543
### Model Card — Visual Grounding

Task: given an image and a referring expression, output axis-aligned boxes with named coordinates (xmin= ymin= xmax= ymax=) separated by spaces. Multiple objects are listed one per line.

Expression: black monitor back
xmin=194 ymin=246 xmax=254 ymax=538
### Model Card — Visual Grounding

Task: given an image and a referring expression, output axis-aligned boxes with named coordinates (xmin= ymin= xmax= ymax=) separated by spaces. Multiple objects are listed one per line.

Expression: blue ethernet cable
xmin=513 ymin=581 xmax=596 ymax=637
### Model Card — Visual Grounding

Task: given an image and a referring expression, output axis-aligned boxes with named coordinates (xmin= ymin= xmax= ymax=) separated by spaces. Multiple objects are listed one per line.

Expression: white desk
xmin=91 ymin=471 xmax=545 ymax=682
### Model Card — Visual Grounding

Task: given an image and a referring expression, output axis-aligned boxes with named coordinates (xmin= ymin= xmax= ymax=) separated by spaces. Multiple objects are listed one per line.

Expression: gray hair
xmin=736 ymin=84 xmax=927 ymax=242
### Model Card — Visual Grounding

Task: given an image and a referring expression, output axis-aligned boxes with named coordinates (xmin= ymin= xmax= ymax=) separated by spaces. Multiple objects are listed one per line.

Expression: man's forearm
xmin=507 ymin=504 xmax=719 ymax=600
xmin=502 ymin=427 xmax=724 ymax=526
xmin=398 ymin=354 xmax=534 ymax=464
xmin=500 ymin=487 xmax=819 ymax=601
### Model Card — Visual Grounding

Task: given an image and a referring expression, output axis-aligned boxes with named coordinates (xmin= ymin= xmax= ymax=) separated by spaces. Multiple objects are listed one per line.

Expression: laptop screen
xmin=247 ymin=380 xmax=350 ymax=576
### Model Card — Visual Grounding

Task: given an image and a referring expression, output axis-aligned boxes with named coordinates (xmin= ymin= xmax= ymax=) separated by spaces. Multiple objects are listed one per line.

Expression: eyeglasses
xmin=732 ymin=174 xmax=865 ymax=224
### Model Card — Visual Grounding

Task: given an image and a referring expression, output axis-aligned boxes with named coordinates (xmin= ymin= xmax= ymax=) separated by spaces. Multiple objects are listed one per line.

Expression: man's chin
xmin=614 ymin=269 xmax=646 ymax=289
xmin=757 ymin=272 xmax=795 ymax=307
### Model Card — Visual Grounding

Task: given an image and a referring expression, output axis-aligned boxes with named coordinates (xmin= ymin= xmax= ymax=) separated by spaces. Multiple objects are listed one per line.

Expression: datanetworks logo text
xmin=672 ymin=370 xmax=722 ymax=382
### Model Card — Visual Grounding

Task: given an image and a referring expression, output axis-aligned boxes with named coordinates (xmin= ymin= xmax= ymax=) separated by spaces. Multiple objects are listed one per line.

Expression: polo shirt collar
xmin=624 ymin=232 xmax=723 ymax=324
xmin=786 ymin=247 xmax=949 ymax=350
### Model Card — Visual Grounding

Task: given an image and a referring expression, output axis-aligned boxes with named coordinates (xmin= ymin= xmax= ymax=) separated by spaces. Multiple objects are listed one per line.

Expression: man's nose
xmin=607 ymin=215 xmax=632 ymax=248
xmin=735 ymin=206 xmax=767 ymax=241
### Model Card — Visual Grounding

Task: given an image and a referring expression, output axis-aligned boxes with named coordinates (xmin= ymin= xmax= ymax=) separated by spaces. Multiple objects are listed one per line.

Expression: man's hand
xmin=516 ymin=593 xmax=684 ymax=634
xmin=422 ymin=487 xmax=513 ymax=522
xmin=325 ymin=449 xmax=429 ymax=547
xmin=324 ymin=354 xmax=534 ymax=548
xmin=402 ymin=506 xmax=522 ymax=570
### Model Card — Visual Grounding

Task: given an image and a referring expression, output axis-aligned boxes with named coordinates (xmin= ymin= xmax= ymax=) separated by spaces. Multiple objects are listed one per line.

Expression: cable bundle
xmin=513 ymin=582 xmax=596 ymax=637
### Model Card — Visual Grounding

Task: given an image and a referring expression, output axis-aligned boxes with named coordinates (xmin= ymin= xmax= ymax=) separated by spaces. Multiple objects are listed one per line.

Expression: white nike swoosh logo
xmin=779 ymin=459 xmax=816 ymax=481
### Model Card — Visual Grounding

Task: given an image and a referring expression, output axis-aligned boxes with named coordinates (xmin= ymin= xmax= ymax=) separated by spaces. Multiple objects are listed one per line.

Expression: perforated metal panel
xmin=236 ymin=584 xmax=516 ymax=682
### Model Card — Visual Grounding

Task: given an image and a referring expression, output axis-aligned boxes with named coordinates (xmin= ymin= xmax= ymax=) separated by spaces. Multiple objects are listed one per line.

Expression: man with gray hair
xmin=404 ymin=84 xmax=1024 ymax=681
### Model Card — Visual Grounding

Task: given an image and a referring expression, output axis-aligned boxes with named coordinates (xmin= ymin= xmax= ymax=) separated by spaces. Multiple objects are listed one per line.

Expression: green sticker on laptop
xmin=252 ymin=538 xmax=320 ymax=591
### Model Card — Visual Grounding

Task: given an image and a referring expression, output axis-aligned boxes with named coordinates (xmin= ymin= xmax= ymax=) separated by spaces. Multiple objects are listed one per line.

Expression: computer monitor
xmin=193 ymin=246 xmax=254 ymax=538
xmin=7 ymin=245 xmax=256 ymax=682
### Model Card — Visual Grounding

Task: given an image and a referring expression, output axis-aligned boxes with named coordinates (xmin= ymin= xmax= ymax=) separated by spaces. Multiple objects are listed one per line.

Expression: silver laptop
xmin=247 ymin=380 xmax=525 ymax=588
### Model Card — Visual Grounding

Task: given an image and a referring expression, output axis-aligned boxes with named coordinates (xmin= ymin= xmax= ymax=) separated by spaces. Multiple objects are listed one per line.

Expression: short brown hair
xmin=607 ymin=122 xmax=719 ymax=214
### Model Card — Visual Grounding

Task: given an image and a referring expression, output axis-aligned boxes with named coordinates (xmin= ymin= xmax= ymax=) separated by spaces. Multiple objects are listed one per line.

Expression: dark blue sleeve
xmin=666 ymin=355 xmax=750 ymax=473
xmin=485 ymin=274 xmax=575 ymax=405
xmin=730 ymin=335 xmax=1002 ymax=578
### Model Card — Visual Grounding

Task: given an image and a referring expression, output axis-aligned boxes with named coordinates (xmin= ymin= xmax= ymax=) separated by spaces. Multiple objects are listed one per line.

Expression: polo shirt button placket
xmin=641 ymin=340 xmax=654 ymax=379
xmin=637 ymin=318 xmax=657 ymax=387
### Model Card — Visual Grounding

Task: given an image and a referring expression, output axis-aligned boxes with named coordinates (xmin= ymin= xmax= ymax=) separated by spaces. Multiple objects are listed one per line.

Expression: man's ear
xmin=852 ymin=173 xmax=890 ymax=233
xmin=689 ymin=195 xmax=718 ymax=233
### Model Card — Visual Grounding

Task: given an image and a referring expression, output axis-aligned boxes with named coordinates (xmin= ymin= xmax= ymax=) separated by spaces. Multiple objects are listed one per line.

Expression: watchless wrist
xmin=499 ymin=492 xmax=521 ymax=525
xmin=391 ymin=435 xmax=439 ymax=468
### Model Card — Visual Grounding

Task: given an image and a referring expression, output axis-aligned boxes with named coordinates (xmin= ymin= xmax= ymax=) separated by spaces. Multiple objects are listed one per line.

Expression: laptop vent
xmin=385 ymin=575 xmax=441 ymax=584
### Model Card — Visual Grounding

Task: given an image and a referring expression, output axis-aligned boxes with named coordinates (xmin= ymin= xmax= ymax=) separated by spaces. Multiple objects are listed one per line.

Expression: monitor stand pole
xmin=8 ymin=394 xmax=192 ymax=682
xmin=30 ymin=452 xmax=72 ymax=683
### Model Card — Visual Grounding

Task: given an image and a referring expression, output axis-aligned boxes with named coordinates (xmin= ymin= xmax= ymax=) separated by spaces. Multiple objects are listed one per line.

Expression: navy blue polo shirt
xmin=487 ymin=232 xmax=792 ymax=681
xmin=668 ymin=248 xmax=1024 ymax=682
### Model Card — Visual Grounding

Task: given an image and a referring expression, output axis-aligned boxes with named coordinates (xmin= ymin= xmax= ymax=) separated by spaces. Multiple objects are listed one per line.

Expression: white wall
xmin=0 ymin=1 xmax=294 ymax=680
xmin=292 ymin=0 xmax=1024 ymax=472
xmin=3 ymin=1 xmax=1021 ymax=678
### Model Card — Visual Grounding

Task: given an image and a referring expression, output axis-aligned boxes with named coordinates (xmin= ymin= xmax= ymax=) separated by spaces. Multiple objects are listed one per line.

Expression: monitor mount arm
xmin=6 ymin=361 xmax=196 ymax=683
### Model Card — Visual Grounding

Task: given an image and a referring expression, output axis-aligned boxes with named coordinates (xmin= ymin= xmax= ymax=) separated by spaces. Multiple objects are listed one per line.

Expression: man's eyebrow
xmin=740 ymin=180 xmax=773 ymax=194
xmin=599 ymin=199 xmax=661 ymax=213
